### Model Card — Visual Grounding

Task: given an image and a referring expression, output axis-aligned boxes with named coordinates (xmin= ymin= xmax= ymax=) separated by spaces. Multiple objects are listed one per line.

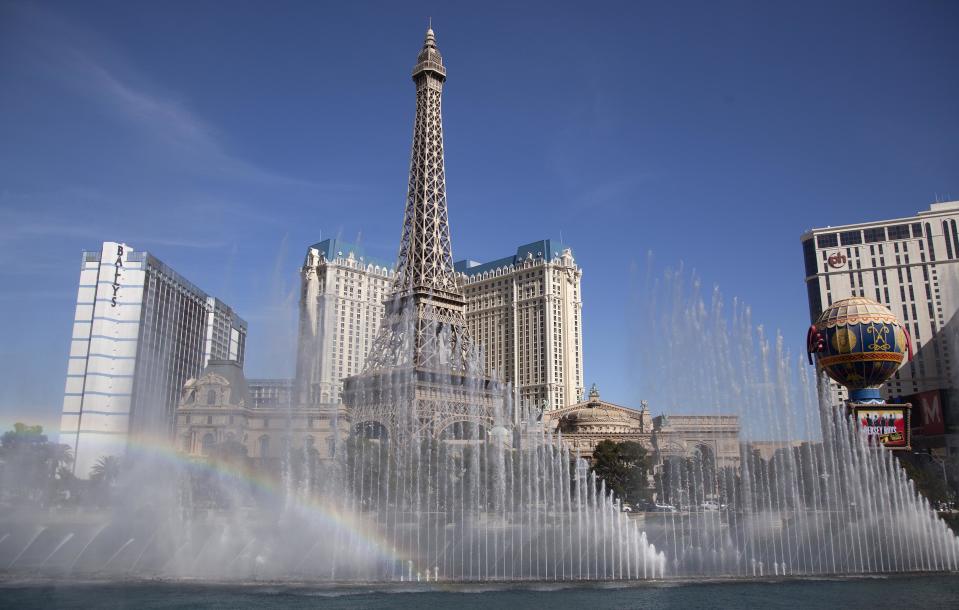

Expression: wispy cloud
xmin=66 ymin=53 xmax=318 ymax=188
xmin=564 ymin=173 xmax=655 ymax=215
xmin=3 ymin=3 xmax=336 ymax=190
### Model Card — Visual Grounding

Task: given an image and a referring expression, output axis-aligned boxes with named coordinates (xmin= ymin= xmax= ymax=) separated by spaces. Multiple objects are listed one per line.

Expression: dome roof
xmin=188 ymin=360 xmax=250 ymax=407
xmin=572 ymin=408 xmax=629 ymax=423
xmin=816 ymin=296 xmax=899 ymax=329
xmin=560 ymin=406 xmax=634 ymax=433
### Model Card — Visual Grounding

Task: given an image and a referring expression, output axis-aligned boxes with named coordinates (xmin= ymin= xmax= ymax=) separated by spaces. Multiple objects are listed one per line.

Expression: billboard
xmin=900 ymin=390 xmax=946 ymax=436
xmin=851 ymin=405 xmax=911 ymax=450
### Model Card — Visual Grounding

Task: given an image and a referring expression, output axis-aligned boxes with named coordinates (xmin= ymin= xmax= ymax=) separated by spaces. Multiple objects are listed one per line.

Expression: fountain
xmin=1 ymin=27 xmax=957 ymax=585
xmin=2 ymin=271 xmax=958 ymax=581
xmin=636 ymin=268 xmax=959 ymax=576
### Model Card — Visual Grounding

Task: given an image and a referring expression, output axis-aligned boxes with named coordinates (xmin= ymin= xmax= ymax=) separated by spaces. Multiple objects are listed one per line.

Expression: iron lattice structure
xmin=343 ymin=28 xmax=502 ymax=440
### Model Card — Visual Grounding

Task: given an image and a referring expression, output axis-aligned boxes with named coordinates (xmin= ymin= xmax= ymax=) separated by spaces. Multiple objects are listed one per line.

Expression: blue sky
xmin=1 ymin=0 xmax=957 ymax=432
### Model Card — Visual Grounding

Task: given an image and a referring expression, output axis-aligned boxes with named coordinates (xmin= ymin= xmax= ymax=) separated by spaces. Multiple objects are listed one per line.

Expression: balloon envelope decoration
xmin=807 ymin=297 xmax=912 ymax=403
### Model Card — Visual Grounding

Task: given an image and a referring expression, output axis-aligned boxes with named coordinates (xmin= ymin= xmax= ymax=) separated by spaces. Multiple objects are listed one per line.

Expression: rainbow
xmin=118 ymin=434 xmax=419 ymax=576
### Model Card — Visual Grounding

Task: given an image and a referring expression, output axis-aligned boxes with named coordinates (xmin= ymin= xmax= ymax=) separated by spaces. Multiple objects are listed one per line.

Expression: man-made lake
xmin=2 ymin=574 xmax=958 ymax=609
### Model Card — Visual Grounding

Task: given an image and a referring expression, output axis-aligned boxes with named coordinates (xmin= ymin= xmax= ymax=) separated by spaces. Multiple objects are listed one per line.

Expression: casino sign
xmin=827 ymin=251 xmax=847 ymax=269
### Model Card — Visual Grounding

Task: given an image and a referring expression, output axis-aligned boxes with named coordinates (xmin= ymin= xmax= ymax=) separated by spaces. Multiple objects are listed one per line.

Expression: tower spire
xmin=344 ymin=28 xmax=500 ymax=443
xmin=363 ymin=26 xmax=473 ymax=373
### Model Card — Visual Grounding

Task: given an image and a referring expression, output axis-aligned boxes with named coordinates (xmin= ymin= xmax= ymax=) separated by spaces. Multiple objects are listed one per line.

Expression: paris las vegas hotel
xmin=294 ymin=237 xmax=585 ymax=414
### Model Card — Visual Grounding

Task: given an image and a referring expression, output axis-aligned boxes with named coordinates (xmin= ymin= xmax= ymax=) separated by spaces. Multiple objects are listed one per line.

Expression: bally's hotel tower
xmin=60 ymin=241 xmax=246 ymax=477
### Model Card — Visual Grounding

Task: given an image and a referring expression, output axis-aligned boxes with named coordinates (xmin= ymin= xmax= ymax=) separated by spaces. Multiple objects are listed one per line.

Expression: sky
xmin=1 ymin=0 xmax=958 ymax=433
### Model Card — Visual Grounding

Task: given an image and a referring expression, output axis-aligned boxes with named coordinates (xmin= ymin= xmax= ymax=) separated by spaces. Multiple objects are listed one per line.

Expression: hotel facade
xmin=801 ymin=202 xmax=959 ymax=409
xmin=455 ymin=240 xmax=585 ymax=411
xmin=295 ymin=238 xmax=585 ymax=411
xmin=294 ymin=239 xmax=394 ymax=407
xmin=60 ymin=241 xmax=246 ymax=477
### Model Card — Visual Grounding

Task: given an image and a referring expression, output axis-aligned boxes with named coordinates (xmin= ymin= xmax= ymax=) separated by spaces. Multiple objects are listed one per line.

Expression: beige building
xmin=248 ymin=378 xmax=293 ymax=409
xmin=176 ymin=360 xmax=348 ymax=466
xmin=543 ymin=385 xmax=741 ymax=469
xmin=295 ymin=238 xmax=586 ymax=415
xmin=295 ymin=239 xmax=394 ymax=406
xmin=801 ymin=201 xmax=959 ymax=403
xmin=745 ymin=440 xmax=808 ymax=461
xmin=456 ymin=240 xmax=585 ymax=412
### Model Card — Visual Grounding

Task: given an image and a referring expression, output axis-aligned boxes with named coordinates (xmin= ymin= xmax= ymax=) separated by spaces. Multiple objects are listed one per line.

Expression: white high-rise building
xmin=60 ymin=241 xmax=246 ymax=477
xmin=295 ymin=239 xmax=393 ymax=406
xmin=801 ymin=201 xmax=959 ymax=404
xmin=204 ymin=296 xmax=245 ymax=366
xmin=455 ymin=240 xmax=585 ymax=412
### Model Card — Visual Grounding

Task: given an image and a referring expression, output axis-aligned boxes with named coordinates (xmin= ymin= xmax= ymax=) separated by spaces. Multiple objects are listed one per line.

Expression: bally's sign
xmin=111 ymin=244 xmax=124 ymax=307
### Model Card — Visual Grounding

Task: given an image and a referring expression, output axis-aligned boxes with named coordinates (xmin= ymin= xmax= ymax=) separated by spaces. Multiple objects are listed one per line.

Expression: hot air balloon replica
xmin=807 ymin=296 xmax=914 ymax=449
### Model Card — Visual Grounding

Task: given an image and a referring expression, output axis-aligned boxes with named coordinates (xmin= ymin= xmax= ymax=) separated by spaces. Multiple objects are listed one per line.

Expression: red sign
xmin=827 ymin=252 xmax=847 ymax=269
xmin=851 ymin=405 xmax=911 ymax=450
xmin=902 ymin=390 xmax=946 ymax=436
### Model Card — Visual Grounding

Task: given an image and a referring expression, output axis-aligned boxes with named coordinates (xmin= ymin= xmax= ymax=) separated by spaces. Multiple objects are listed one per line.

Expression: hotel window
xmin=863 ymin=227 xmax=885 ymax=243
xmin=945 ymin=221 xmax=955 ymax=259
xmin=839 ymin=230 xmax=862 ymax=246
xmin=887 ymin=224 xmax=910 ymax=240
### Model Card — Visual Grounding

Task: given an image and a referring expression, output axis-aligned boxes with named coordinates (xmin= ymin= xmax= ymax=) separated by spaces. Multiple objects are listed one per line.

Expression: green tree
xmin=591 ymin=440 xmax=652 ymax=506
xmin=899 ymin=454 xmax=951 ymax=504
xmin=0 ymin=423 xmax=73 ymax=507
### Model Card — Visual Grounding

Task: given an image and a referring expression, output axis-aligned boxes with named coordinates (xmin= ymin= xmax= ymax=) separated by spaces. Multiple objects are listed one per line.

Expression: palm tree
xmin=43 ymin=443 xmax=74 ymax=506
xmin=45 ymin=443 xmax=73 ymax=477
xmin=90 ymin=455 xmax=121 ymax=487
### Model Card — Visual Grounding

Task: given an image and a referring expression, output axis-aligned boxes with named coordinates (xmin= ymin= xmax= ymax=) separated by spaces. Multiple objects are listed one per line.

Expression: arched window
xmin=944 ymin=221 xmax=954 ymax=259
xmin=201 ymin=433 xmax=215 ymax=456
xmin=207 ymin=389 xmax=217 ymax=405
xmin=258 ymin=435 xmax=270 ymax=458
xmin=925 ymin=223 xmax=936 ymax=261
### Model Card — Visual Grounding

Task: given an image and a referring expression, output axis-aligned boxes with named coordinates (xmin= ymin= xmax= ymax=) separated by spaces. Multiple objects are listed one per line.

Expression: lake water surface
xmin=2 ymin=574 xmax=958 ymax=609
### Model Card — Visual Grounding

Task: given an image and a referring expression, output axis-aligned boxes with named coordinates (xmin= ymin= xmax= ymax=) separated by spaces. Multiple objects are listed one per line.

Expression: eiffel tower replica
xmin=342 ymin=26 xmax=503 ymax=442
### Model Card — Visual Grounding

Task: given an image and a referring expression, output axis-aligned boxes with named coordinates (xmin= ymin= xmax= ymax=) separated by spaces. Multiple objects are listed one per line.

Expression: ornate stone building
xmin=543 ymin=385 xmax=741 ymax=469
xmin=175 ymin=360 xmax=349 ymax=466
xmin=652 ymin=412 xmax=742 ymax=469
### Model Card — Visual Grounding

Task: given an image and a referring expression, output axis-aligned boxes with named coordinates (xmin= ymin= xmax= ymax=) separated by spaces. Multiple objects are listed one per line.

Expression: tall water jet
xmin=637 ymin=266 xmax=959 ymax=576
